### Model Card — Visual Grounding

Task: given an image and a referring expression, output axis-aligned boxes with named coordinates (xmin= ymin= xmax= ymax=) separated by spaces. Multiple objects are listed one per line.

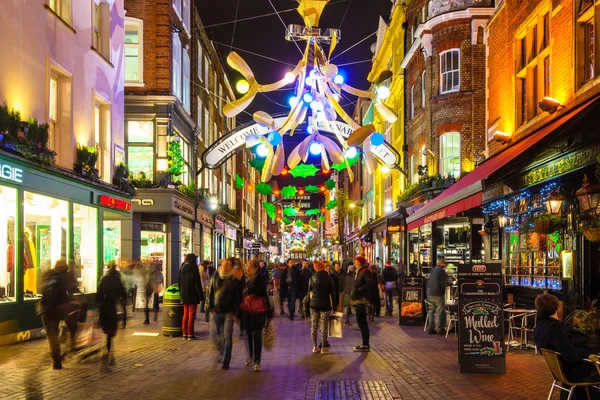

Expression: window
xmin=518 ymin=76 xmax=527 ymax=126
xmin=541 ymin=13 xmax=549 ymax=51
xmin=178 ymin=135 xmax=190 ymax=185
xmin=204 ymin=57 xmax=210 ymax=89
xmin=0 ymin=185 xmax=17 ymax=302
xmin=92 ymin=1 xmax=110 ymax=60
xmin=23 ymin=192 xmax=69 ymax=298
xmin=584 ymin=20 xmax=595 ymax=82
xmin=519 ymin=37 xmax=527 ymax=70
xmin=47 ymin=64 xmax=72 ymax=167
xmin=410 ymin=86 xmax=414 ymax=118
xmin=173 ymin=0 xmax=182 ymax=18
xmin=532 ymin=65 xmax=539 ymax=117
xmin=218 ymin=84 xmax=223 ymax=113
xmin=182 ymin=0 xmax=191 ymax=33
xmin=49 ymin=74 xmax=58 ymax=151
xmin=47 ymin=0 xmax=72 ymax=25
xmin=440 ymin=49 xmax=460 ymax=93
xmin=197 ymin=96 xmax=203 ymax=135
xmin=94 ymin=99 xmax=111 ymax=182
xmin=204 ymin=108 xmax=210 ymax=144
xmin=439 ymin=132 xmax=460 ymax=178
xmin=125 ymin=18 xmax=144 ymax=85
xmin=410 ymin=154 xmax=416 ymax=184
xmin=172 ymin=34 xmax=182 ymax=100
xmin=197 ymin=40 xmax=203 ymax=82
xmin=183 ymin=50 xmax=191 ymax=112
xmin=576 ymin=2 xmax=596 ymax=88
xmin=74 ymin=204 xmax=98 ymax=293
xmin=421 ymin=71 xmax=426 ymax=108
xmin=213 ymin=71 xmax=218 ymax=106
xmin=543 ymin=57 xmax=550 ymax=96
xmin=127 ymin=121 xmax=154 ymax=178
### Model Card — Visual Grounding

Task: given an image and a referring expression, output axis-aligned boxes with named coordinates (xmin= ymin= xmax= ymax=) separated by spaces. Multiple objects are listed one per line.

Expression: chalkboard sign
xmin=399 ymin=277 xmax=425 ymax=326
xmin=458 ymin=263 xmax=505 ymax=374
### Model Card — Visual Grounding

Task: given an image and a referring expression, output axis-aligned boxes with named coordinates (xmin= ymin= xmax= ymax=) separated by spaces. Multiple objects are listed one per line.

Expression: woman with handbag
xmin=308 ymin=261 xmax=338 ymax=354
xmin=239 ymin=260 xmax=272 ymax=372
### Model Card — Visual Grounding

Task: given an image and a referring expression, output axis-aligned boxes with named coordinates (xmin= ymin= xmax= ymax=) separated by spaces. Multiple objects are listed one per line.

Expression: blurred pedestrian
xmin=200 ymin=260 xmax=211 ymax=314
xmin=37 ymin=259 xmax=81 ymax=369
xmin=239 ymin=260 xmax=272 ymax=372
xmin=208 ymin=259 xmax=242 ymax=370
xmin=298 ymin=260 xmax=312 ymax=319
xmin=332 ymin=262 xmax=345 ymax=313
xmin=350 ymin=255 xmax=374 ymax=352
xmin=153 ymin=261 xmax=163 ymax=320
xmin=308 ymin=261 xmax=337 ymax=354
xmin=179 ymin=254 xmax=203 ymax=340
xmin=344 ymin=265 xmax=355 ymax=317
xmin=369 ymin=264 xmax=382 ymax=321
xmin=382 ymin=260 xmax=398 ymax=317
xmin=96 ymin=261 xmax=127 ymax=372
xmin=280 ymin=258 xmax=299 ymax=320
xmin=257 ymin=260 xmax=270 ymax=287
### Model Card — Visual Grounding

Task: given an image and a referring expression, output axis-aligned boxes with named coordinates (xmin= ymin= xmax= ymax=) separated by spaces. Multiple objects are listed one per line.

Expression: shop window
xmin=181 ymin=225 xmax=192 ymax=263
xmin=440 ymin=49 xmax=460 ymax=94
xmin=92 ymin=1 xmax=110 ymax=61
xmin=103 ymin=220 xmax=121 ymax=266
xmin=23 ymin=192 xmax=68 ymax=298
xmin=203 ymin=231 xmax=211 ymax=261
xmin=439 ymin=132 xmax=460 ymax=178
xmin=0 ymin=185 xmax=17 ymax=302
xmin=47 ymin=0 xmax=72 ymax=26
xmin=74 ymin=204 xmax=97 ymax=293
xmin=125 ymin=17 xmax=144 ymax=85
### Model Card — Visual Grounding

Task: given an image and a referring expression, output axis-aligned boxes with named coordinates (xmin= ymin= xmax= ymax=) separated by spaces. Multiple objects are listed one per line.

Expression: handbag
xmin=263 ymin=319 xmax=275 ymax=352
xmin=240 ymin=294 xmax=268 ymax=313
xmin=328 ymin=312 xmax=343 ymax=338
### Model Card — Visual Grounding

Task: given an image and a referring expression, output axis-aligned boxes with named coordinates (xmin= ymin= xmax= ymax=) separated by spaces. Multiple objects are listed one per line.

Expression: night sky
xmin=196 ymin=0 xmax=391 ymax=125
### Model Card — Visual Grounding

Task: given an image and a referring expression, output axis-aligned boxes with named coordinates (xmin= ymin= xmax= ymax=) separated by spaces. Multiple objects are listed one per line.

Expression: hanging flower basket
xmin=583 ymin=227 xmax=600 ymax=242
xmin=534 ymin=219 xmax=553 ymax=234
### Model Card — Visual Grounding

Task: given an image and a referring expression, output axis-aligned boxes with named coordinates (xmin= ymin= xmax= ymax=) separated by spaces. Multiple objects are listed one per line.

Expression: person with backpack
xmin=179 ymin=253 xmax=204 ymax=340
xmin=97 ymin=262 xmax=127 ymax=372
xmin=308 ymin=261 xmax=338 ymax=354
xmin=37 ymin=259 xmax=81 ymax=369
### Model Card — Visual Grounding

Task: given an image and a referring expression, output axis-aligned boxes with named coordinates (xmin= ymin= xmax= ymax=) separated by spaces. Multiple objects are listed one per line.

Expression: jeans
xmin=287 ymin=290 xmax=296 ymax=317
xmin=247 ymin=327 xmax=263 ymax=364
xmin=385 ymin=288 xmax=395 ymax=316
xmin=426 ymin=295 xmax=446 ymax=332
xmin=354 ymin=304 xmax=370 ymax=346
xmin=211 ymin=312 xmax=234 ymax=365
xmin=182 ymin=304 xmax=197 ymax=336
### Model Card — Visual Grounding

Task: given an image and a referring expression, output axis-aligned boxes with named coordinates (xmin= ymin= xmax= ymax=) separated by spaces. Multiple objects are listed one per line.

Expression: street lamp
xmin=498 ymin=215 xmax=508 ymax=228
xmin=576 ymin=175 xmax=600 ymax=215
xmin=546 ymin=191 xmax=565 ymax=216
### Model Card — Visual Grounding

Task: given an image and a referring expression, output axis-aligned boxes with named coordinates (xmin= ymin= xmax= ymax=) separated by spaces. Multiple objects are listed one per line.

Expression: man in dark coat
xmin=279 ymin=258 xmax=300 ymax=320
xmin=382 ymin=260 xmax=398 ymax=316
xmin=350 ymin=255 xmax=374 ymax=352
xmin=179 ymin=253 xmax=203 ymax=340
xmin=97 ymin=262 xmax=127 ymax=371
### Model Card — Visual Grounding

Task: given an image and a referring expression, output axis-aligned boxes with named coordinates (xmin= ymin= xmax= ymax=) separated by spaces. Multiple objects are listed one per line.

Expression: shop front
xmin=197 ymin=206 xmax=213 ymax=263
xmin=126 ymin=189 xmax=198 ymax=289
xmin=0 ymin=153 xmax=132 ymax=342
xmin=386 ymin=216 xmax=404 ymax=267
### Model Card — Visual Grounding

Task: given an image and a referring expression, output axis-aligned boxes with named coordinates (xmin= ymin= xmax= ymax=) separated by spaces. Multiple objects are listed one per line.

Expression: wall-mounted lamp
xmin=421 ymin=145 xmax=435 ymax=157
xmin=493 ymin=131 xmax=511 ymax=145
xmin=156 ymin=158 xmax=169 ymax=172
xmin=539 ymin=97 xmax=564 ymax=114
xmin=546 ymin=191 xmax=565 ymax=216
xmin=498 ymin=215 xmax=508 ymax=228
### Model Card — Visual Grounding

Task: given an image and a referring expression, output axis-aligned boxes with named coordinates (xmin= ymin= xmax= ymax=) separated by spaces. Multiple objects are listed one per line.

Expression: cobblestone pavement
xmin=0 ymin=306 xmax=552 ymax=400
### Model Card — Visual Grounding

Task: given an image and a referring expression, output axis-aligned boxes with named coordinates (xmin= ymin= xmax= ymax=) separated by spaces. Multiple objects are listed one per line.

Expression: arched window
xmin=439 ymin=132 xmax=460 ymax=178
xmin=440 ymin=49 xmax=460 ymax=94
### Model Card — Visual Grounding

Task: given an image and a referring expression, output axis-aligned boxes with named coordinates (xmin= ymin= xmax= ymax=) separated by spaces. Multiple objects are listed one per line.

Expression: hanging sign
xmin=98 ymin=195 xmax=131 ymax=212
xmin=458 ymin=263 xmax=505 ymax=374
xmin=201 ymin=115 xmax=400 ymax=170
xmin=399 ymin=277 xmax=424 ymax=326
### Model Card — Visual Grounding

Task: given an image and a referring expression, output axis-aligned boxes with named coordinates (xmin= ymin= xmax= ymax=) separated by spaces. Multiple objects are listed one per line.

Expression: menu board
xmin=458 ymin=263 xmax=505 ymax=374
xmin=399 ymin=277 xmax=425 ymax=326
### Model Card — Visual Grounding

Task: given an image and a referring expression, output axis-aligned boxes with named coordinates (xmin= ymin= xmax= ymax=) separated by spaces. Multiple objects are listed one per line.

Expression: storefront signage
xmin=399 ymin=277 xmax=424 ymax=326
xmin=215 ymin=219 xmax=225 ymax=234
xmin=387 ymin=218 xmax=403 ymax=234
xmin=132 ymin=199 xmax=155 ymax=206
xmin=458 ymin=263 xmax=505 ymax=374
xmin=561 ymin=250 xmax=574 ymax=280
xmin=225 ymin=226 xmax=237 ymax=241
xmin=424 ymin=209 xmax=446 ymax=224
xmin=173 ymin=200 xmax=194 ymax=216
xmin=482 ymin=184 xmax=511 ymax=203
xmin=141 ymin=223 xmax=164 ymax=232
xmin=522 ymin=146 xmax=600 ymax=187
xmin=98 ymin=195 xmax=131 ymax=212
xmin=0 ymin=162 xmax=23 ymax=183
xmin=202 ymin=116 xmax=399 ymax=170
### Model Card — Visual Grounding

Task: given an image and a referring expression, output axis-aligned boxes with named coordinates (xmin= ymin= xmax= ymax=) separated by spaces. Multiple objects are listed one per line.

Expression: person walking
xmin=350 ymin=255 xmax=374 ymax=352
xmin=96 ymin=262 xmax=127 ymax=372
xmin=298 ymin=260 xmax=313 ymax=319
xmin=369 ymin=264 xmax=382 ymax=321
xmin=37 ymin=259 xmax=81 ymax=369
xmin=426 ymin=256 xmax=448 ymax=335
xmin=344 ymin=265 xmax=355 ymax=317
xmin=276 ymin=262 xmax=288 ymax=316
xmin=308 ymin=261 xmax=337 ymax=354
xmin=332 ymin=262 xmax=346 ymax=313
xmin=382 ymin=260 xmax=398 ymax=317
xmin=208 ymin=259 xmax=242 ymax=370
xmin=200 ymin=260 xmax=211 ymax=314
xmin=280 ymin=259 xmax=299 ymax=320
xmin=179 ymin=253 xmax=203 ymax=340
xmin=239 ymin=260 xmax=272 ymax=372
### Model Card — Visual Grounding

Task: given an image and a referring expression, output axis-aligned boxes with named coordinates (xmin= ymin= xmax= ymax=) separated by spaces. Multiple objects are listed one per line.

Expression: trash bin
xmin=162 ymin=285 xmax=183 ymax=337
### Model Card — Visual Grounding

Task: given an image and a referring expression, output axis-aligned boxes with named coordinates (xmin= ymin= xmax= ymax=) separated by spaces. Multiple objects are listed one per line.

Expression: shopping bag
xmin=263 ymin=319 xmax=275 ymax=352
xmin=328 ymin=312 xmax=344 ymax=338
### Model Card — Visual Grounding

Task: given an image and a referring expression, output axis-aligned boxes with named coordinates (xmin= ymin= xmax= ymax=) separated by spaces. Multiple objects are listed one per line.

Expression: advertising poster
xmin=399 ymin=277 xmax=424 ymax=326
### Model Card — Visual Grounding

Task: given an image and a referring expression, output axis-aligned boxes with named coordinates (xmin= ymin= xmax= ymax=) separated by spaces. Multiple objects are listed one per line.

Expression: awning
xmin=406 ymin=95 xmax=600 ymax=231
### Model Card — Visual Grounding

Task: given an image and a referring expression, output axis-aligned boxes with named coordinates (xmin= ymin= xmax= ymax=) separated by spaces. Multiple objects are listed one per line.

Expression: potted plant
xmin=112 ymin=163 xmax=136 ymax=195
xmin=532 ymin=212 xmax=564 ymax=234
xmin=566 ymin=298 xmax=600 ymax=341
xmin=581 ymin=217 xmax=600 ymax=242
xmin=73 ymin=144 xmax=99 ymax=180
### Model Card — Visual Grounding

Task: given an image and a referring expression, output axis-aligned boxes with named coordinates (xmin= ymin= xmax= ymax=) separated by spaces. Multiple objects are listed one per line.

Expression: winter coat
xmin=330 ymin=272 xmax=340 ymax=299
xmin=298 ymin=268 xmax=313 ymax=293
xmin=97 ymin=269 xmax=127 ymax=334
xmin=308 ymin=271 xmax=338 ymax=312
xmin=382 ymin=266 xmax=398 ymax=283
xmin=279 ymin=266 xmax=299 ymax=298
xmin=336 ymin=271 xmax=347 ymax=292
xmin=257 ymin=266 xmax=270 ymax=287
xmin=179 ymin=261 xmax=204 ymax=305
xmin=208 ymin=273 xmax=242 ymax=314
xmin=238 ymin=275 xmax=272 ymax=331
xmin=350 ymin=266 xmax=374 ymax=306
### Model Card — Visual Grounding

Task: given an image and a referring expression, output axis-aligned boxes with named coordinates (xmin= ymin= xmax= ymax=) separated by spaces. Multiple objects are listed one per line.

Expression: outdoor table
xmin=504 ymin=308 xmax=537 ymax=352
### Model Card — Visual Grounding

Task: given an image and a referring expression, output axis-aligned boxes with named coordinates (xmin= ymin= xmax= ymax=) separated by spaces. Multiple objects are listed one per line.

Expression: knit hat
xmin=355 ymin=253 xmax=367 ymax=265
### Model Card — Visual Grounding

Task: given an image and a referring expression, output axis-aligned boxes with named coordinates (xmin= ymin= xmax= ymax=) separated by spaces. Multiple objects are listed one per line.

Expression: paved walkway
xmin=0 ymin=308 xmax=552 ymax=400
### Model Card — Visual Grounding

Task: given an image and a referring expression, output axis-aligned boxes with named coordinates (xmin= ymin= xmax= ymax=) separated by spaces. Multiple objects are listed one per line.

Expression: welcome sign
xmin=457 ymin=263 xmax=505 ymax=374
xmin=201 ymin=116 xmax=401 ymax=170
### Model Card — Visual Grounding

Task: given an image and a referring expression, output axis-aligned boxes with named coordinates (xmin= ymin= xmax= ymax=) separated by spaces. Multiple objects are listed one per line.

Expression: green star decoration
xmin=289 ymin=163 xmax=319 ymax=178
xmin=255 ymin=183 xmax=273 ymax=196
xmin=331 ymin=153 xmax=360 ymax=172
xmin=295 ymin=220 xmax=304 ymax=227
xmin=324 ymin=179 xmax=336 ymax=190
xmin=282 ymin=217 xmax=292 ymax=225
xmin=326 ymin=199 xmax=337 ymax=210
xmin=306 ymin=208 xmax=321 ymax=216
xmin=319 ymin=215 xmax=325 ymax=223
xmin=263 ymin=202 xmax=276 ymax=219
xmin=235 ymin=174 xmax=244 ymax=190
xmin=305 ymin=185 xmax=320 ymax=193
xmin=281 ymin=185 xmax=298 ymax=198
xmin=249 ymin=158 xmax=265 ymax=171
xmin=283 ymin=207 xmax=299 ymax=217
xmin=309 ymin=220 xmax=317 ymax=228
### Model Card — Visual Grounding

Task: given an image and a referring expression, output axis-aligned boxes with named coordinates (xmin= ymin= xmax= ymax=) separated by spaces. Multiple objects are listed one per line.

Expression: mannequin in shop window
xmin=5 ymin=218 xmax=15 ymax=299
xmin=23 ymin=227 xmax=37 ymax=296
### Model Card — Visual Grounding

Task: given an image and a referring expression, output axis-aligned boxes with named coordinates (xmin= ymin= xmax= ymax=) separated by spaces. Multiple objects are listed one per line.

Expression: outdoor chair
xmin=423 ymin=299 xmax=433 ymax=332
xmin=445 ymin=304 xmax=458 ymax=338
xmin=540 ymin=348 xmax=600 ymax=400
